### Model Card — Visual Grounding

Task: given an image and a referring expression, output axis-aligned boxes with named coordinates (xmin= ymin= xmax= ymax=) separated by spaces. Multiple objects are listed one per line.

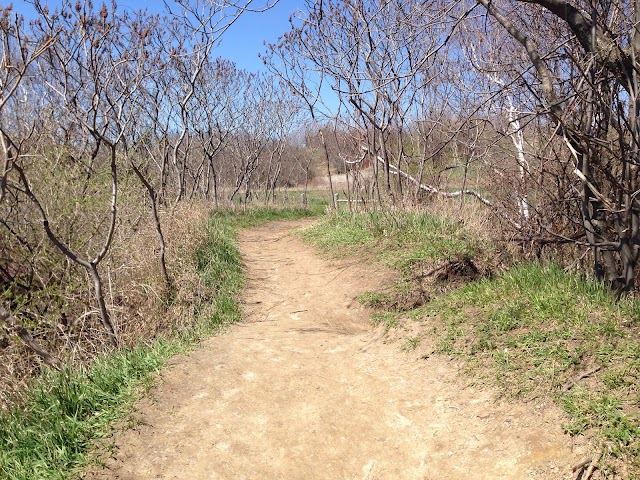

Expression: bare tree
xmin=16 ymin=1 xmax=147 ymax=346
xmin=267 ymin=0 xmax=489 ymax=207
xmin=0 ymin=8 xmax=62 ymax=361
xmin=474 ymin=0 xmax=640 ymax=291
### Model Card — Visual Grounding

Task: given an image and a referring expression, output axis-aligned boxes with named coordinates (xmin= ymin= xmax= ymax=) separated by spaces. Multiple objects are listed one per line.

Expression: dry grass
xmin=114 ymin=202 xmax=212 ymax=342
xmin=0 ymin=199 xmax=213 ymax=409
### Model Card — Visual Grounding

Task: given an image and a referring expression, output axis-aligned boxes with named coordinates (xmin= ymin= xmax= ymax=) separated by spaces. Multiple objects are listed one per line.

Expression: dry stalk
xmin=573 ymin=446 xmax=605 ymax=480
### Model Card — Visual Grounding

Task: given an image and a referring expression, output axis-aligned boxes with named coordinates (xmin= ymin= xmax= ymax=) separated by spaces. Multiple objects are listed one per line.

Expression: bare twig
xmin=576 ymin=446 xmax=604 ymax=480
xmin=563 ymin=366 xmax=601 ymax=391
xmin=572 ymin=457 xmax=591 ymax=473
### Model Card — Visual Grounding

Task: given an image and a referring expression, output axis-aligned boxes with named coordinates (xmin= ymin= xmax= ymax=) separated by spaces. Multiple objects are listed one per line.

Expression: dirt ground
xmin=88 ymin=219 xmax=588 ymax=479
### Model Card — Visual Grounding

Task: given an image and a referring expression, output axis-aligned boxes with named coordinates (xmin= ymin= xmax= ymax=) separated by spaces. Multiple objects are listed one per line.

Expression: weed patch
xmin=303 ymin=209 xmax=478 ymax=268
xmin=370 ymin=311 xmax=400 ymax=332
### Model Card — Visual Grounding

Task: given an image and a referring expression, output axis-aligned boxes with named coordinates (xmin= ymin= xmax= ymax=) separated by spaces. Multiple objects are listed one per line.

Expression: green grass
xmin=401 ymin=336 xmax=422 ymax=352
xmin=303 ymin=209 xmax=492 ymax=310
xmin=370 ymin=311 xmax=400 ymax=332
xmin=303 ymin=209 xmax=478 ymax=272
xmin=0 ymin=345 xmax=177 ymax=480
xmin=0 ymin=205 xmax=320 ymax=480
xmin=416 ymin=263 xmax=640 ymax=475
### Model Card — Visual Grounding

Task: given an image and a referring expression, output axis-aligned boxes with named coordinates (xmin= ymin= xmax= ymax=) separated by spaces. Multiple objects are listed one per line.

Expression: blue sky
xmin=10 ymin=0 xmax=306 ymax=72
xmin=210 ymin=0 xmax=305 ymax=72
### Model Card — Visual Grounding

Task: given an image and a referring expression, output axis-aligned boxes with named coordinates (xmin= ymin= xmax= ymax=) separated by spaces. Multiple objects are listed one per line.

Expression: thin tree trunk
xmin=344 ymin=157 xmax=352 ymax=212
xmin=15 ymin=156 xmax=119 ymax=347
xmin=130 ymin=160 xmax=171 ymax=291
xmin=320 ymin=131 xmax=337 ymax=209
xmin=89 ymin=264 xmax=118 ymax=347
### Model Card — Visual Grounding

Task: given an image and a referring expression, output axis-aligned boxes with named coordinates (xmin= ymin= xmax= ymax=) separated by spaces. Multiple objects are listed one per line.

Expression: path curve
xmin=90 ymin=219 xmax=585 ymax=479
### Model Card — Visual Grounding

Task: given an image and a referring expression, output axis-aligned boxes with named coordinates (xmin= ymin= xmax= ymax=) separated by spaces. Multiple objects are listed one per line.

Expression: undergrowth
xmin=304 ymin=208 xmax=640 ymax=478
xmin=0 ymin=205 xmax=319 ymax=480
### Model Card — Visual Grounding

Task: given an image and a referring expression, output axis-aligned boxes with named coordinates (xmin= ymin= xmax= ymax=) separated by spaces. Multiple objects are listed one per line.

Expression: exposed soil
xmin=88 ymin=219 xmax=587 ymax=479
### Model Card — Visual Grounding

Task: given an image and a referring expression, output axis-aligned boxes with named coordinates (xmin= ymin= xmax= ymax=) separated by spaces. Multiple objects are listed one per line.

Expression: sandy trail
xmin=90 ymin=220 xmax=585 ymax=479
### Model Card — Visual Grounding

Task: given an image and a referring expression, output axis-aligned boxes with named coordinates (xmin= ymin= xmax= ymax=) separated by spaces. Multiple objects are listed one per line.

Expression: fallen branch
xmin=572 ymin=457 xmax=591 ymax=473
xmin=421 ymin=263 xmax=449 ymax=278
xmin=573 ymin=446 xmax=604 ymax=480
xmin=363 ymin=146 xmax=522 ymax=229
xmin=563 ymin=365 xmax=601 ymax=391
xmin=0 ymin=304 xmax=62 ymax=369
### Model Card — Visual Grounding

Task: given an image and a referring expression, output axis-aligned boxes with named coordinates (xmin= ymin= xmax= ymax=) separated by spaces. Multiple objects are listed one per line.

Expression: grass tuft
xmin=304 ymin=209 xmax=496 ymax=311
xmin=303 ymin=209 xmax=478 ymax=270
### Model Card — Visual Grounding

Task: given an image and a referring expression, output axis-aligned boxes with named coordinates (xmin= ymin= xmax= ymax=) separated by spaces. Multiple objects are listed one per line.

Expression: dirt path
xmin=90 ymin=220 xmax=586 ymax=479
